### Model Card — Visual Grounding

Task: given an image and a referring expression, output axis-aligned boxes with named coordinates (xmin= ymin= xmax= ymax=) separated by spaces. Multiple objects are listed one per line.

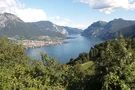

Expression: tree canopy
xmin=0 ymin=37 xmax=135 ymax=90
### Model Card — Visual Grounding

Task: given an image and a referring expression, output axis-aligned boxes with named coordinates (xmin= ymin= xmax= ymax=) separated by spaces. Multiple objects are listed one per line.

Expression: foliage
xmin=90 ymin=37 xmax=135 ymax=90
xmin=0 ymin=37 xmax=135 ymax=90
xmin=81 ymin=61 xmax=94 ymax=70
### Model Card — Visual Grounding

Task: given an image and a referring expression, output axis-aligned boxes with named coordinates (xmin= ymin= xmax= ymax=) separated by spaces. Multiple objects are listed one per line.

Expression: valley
xmin=1 ymin=0 xmax=135 ymax=90
xmin=1 ymin=14 xmax=135 ymax=90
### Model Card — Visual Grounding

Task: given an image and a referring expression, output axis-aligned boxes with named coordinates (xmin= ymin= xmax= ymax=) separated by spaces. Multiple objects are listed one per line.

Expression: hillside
xmin=0 ymin=13 xmax=68 ymax=39
xmin=82 ymin=18 xmax=135 ymax=40
xmin=100 ymin=18 xmax=135 ymax=40
xmin=63 ymin=26 xmax=82 ymax=34
xmin=32 ymin=21 xmax=68 ymax=37
xmin=81 ymin=21 xmax=107 ymax=37
xmin=112 ymin=24 xmax=135 ymax=39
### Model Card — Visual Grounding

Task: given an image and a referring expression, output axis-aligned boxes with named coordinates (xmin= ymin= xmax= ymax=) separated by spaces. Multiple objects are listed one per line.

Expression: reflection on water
xmin=26 ymin=34 xmax=102 ymax=63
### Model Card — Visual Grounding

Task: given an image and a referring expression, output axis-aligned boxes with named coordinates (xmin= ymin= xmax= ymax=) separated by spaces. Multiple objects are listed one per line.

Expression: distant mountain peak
xmin=63 ymin=26 xmax=82 ymax=35
xmin=118 ymin=18 xmax=124 ymax=20
xmin=3 ymin=12 xmax=14 ymax=16
xmin=97 ymin=20 xmax=107 ymax=23
xmin=35 ymin=21 xmax=53 ymax=24
xmin=81 ymin=20 xmax=107 ymax=37
xmin=90 ymin=20 xmax=107 ymax=28
xmin=0 ymin=12 xmax=23 ymax=23
xmin=0 ymin=12 xmax=68 ymax=38
xmin=82 ymin=18 xmax=135 ymax=40
xmin=112 ymin=18 xmax=135 ymax=22
xmin=114 ymin=18 xmax=124 ymax=20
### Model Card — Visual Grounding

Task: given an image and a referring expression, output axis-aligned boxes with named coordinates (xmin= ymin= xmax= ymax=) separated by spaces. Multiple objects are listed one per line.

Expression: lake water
xmin=26 ymin=34 xmax=102 ymax=63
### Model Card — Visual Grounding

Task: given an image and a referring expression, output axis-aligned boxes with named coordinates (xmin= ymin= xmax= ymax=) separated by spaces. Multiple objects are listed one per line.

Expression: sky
xmin=0 ymin=0 xmax=135 ymax=29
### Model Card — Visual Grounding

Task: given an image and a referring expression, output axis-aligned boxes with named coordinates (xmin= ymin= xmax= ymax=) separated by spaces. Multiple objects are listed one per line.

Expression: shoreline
xmin=8 ymin=35 xmax=79 ymax=49
xmin=23 ymin=40 xmax=68 ymax=48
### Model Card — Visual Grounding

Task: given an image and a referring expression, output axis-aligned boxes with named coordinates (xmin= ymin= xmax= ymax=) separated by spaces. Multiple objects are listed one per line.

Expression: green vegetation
xmin=81 ymin=61 xmax=94 ymax=70
xmin=0 ymin=37 xmax=135 ymax=90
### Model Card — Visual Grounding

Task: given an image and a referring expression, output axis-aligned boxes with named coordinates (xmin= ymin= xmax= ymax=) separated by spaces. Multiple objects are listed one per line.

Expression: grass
xmin=81 ymin=61 xmax=94 ymax=70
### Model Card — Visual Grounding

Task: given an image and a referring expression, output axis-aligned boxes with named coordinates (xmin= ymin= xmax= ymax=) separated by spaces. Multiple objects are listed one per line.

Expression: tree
xmin=40 ymin=52 xmax=56 ymax=67
xmin=0 ymin=37 xmax=28 ymax=66
xmin=95 ymin=38 xmax=135 ymax=90
xmin=70 ymin=58 xmax=74 ymax=62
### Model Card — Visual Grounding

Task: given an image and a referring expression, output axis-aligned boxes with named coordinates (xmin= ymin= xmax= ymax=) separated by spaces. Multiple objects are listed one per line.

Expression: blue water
xmin=26 ymin=34 xmax=102 ymax=63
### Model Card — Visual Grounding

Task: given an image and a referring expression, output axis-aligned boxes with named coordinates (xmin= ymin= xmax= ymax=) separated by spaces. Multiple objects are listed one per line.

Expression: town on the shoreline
xmin=22 ymin=40 xmax=66 ymax=48
xmin=8 ymin=36 xmax=67 ymax=48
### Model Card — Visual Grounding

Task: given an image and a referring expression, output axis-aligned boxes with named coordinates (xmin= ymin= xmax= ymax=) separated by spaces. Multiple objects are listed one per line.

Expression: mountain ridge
xmin=0 ymin=13 xmax=68 ymax=38
xmin=81 ymin=21 xmax=107 ymax=37
xmin=0 ymin=13 xmax=82 ymax=39
xmin=63 ymin=26 xmax=82 ymax=34
xmin=82 ymin=18 xmax=135 ymax=40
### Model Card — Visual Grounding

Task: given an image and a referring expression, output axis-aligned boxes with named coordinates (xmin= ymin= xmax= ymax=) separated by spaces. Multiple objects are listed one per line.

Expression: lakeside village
xmin=8 ymin=36 xmax=67 ymax=48
xmin=22 ymin=40 xmax=65 ymax=48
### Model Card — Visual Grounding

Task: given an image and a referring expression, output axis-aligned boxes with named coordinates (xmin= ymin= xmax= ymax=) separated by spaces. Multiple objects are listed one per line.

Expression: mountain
xmin=112 ymin=24 xmax=135 ymax=39
xmin=99 ymin=18 xmax=135 ymax=40
xmin=63 ymin=26 xmax=82 ymax=34
xmin=82 ymin=18 xmax=135 ymax=40
xmin=32 ymin=21 xmax=68 ymax=37
xmin=0 ymin=13 xmax=68 ymax=38
xmin=81 ymin=21 xmax=107 ymax=37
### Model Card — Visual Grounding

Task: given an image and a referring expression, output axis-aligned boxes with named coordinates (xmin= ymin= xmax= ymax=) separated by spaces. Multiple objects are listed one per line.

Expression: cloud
xmin=17 ymin=9 xmax=47 ymax=22
xmin=0 ymin=0 xmax=89 ymax=29
xmin=77 ymin=0 xmax=135 ymax=14
xmin=0 ymin=0 xmax=47 ymax=22
xmin=50 ymin=16 xmax=88 ymax=29
xmin=50 ymin=16 xmax=71 ymax=26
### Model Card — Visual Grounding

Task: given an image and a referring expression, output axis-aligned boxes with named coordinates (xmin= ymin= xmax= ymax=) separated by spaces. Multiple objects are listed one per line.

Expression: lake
xmin=26 ymin=34 xmax=102 ymax=63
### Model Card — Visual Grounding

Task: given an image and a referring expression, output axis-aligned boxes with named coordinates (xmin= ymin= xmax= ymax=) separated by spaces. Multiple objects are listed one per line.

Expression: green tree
xmin=95 ymin=38 xmax=135 ymax=90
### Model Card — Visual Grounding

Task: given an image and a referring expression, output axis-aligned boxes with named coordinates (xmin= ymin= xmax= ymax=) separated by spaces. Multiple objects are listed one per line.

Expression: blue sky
xmin=1 ymin=0 xmax=135 ymax=29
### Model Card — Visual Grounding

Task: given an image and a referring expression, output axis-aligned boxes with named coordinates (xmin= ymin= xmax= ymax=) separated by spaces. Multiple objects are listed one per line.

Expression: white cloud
xmin=50 ymin=16 xmax=87 ymax=29
xmin=50 ymin=16 xmax=71 ymax=26
xmin=77 ymin=0 xmax=135 ymax=14
xmin=17 ymin=9 xmax=47 ymax=22
xmin=0 ymin=0 xmax=47 ymax=22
